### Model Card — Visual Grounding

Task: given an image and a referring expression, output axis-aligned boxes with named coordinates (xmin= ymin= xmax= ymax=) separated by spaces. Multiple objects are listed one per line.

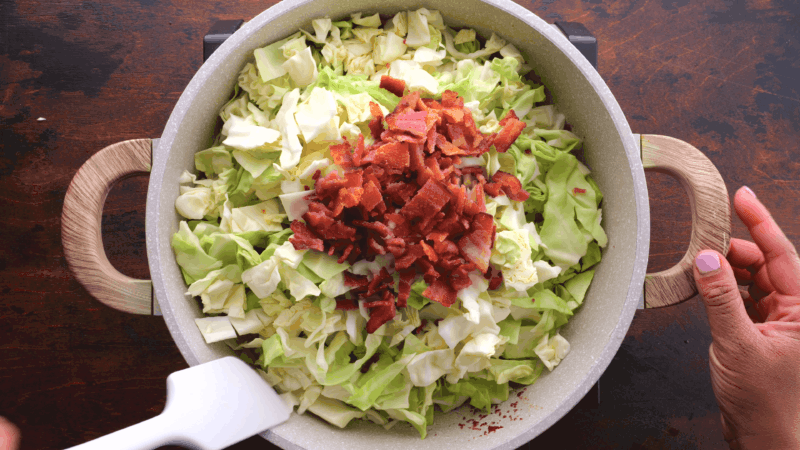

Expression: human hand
xmin=693 ymin=186 xmax=800 ymax=450
xmin=0 ymin=417 xmax=20 ymax=450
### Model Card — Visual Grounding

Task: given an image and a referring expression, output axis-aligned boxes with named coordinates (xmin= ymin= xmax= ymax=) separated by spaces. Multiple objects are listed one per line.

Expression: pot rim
xmin=146 ymin=0 xmax=649 ymax=447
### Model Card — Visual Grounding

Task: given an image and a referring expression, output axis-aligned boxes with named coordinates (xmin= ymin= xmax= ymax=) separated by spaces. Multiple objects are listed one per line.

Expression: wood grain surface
xmin=641 ymin=135 xmax=731 ymax=308
xmin=2 ymin=1 xmax=799 ymax=449
xmin=61 ymin=138 xmax=153 ymax=316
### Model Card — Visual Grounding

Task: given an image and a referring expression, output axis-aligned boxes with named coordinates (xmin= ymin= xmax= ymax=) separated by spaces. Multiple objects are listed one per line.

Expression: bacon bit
xmin=458 ymin=213 xmax=495 ymax=273
xmin=341 ymin=244 xmax=358 ymax=264
xmin=344 ymin=272 xmax=369 ymax=288
xmin=366 ymin=291 xmax=397 ymax=333
xmin=441 ymin=90 xmax=464 ymax=108
xmin=423 ymin=279 xmax=458 ymax=307
xmin=397 ymin=270 xmax=415 ymax=308
xmin=289 ymin=221 xmax=324 ymax=251
xmin=380 ymin=75 xmax=406 ymax=97
xmin=573 ymin=187 xmax=587 ymax=194
xmin=450 ymin=265 xmax=474 ymax=291
xmin=485 ymin=171 xmax=530 ymax=202
xmin=291 ymin=90 xmax=527 ymax=333
xmin=360 ymin=180 xmax=383 ymax=211
xmin=388 ymin=110 xmax=428 ymax=136
xmin=400 ymin=179 xmax=452 ymax=219
xmin=488 ymin=269 xmax=503 ymax=290
xmin=374 ymin=142 xmax=411 ymax=169
xmin=493 ymin=110 xmax=526 ymax=153
xmin=368 ymin=105 xmax=385 ymax=144
xmin=335 ymin=298 xmax=359 ymax=310
xmin=420 ymin=241 xmax=437 ymax=262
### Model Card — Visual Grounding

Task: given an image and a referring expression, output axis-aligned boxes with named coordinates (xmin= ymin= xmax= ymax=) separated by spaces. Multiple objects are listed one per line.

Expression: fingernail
xmin=696 ymin=252 xmax=721 ymax=274
xmin=742 ymin=186 xmax=756 ymax=198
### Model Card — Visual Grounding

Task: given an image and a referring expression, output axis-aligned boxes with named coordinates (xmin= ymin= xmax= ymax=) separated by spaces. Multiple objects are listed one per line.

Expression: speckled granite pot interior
xmin=145 ymin=0 xmax=649 ymax=448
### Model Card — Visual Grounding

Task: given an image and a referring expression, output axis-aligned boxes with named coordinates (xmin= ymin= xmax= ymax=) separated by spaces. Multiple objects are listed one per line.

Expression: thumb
xmin=694 ymin=250 xmax=758 ymax=347
xmin=0 ymin=417 xmax=20 ymax=450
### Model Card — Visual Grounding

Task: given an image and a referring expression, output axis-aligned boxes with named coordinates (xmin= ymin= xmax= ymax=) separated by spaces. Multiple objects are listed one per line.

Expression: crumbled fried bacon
xmin=379 ymin=75 xmax=406 ymax=98
xmin=289 ymin=90 xmax=528 ymax=333
xmin=484 ymin=171 xmax=530 ymax=202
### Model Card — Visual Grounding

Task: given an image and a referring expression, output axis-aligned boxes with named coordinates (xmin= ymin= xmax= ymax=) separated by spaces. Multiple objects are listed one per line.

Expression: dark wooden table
xmin=2 ymin=1 xmax=798 ymax=449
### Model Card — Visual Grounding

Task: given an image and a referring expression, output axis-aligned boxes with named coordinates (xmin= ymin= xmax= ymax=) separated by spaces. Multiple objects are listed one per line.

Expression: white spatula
xmin=67 ymin=356 xmax=292 ymax=450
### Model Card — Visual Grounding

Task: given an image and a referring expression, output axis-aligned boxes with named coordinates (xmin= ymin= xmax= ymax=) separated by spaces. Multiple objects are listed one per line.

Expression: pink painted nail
xmin=696 ymin=252 xmax=720 ymax=274
xmin=742 ymin=186 xmax=756 ymax=198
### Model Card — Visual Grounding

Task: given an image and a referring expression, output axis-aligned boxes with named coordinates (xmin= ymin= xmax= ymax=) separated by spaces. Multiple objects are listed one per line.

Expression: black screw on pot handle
xmin=203 ymin=19 xmax=245 ymax=62
xmin=554 ymin=21 xmax=598 ymax=70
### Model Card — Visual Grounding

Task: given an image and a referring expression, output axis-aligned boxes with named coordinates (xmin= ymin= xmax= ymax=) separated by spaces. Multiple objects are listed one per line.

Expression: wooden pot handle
xmin=62 ymin=139 xmax=154 ymax=315
xmin=641 ymin=134 xmax=731 ymax=308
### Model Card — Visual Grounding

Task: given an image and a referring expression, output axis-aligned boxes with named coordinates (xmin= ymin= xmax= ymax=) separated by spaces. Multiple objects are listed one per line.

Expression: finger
xmin=720 ymin=412 xmax=735 ymax=444
xmin=0 ymin=417 xmax=20 ymax=450
xmin=728 ymin=238 xmax=777 ymax=292
xmin=755 ymin=291 xmax=800 ymax=323
xmin=739 ymin=287 xmax=764 ymax=323
xmin=756 ymin=320 xmax=800 ymax=339
xmin=727 ymin=238 xmax=765 ymax=269
xmin=734 ymin=187 xmax=800 ymax=295
xmin=732 ymin=266 xmax=754 ymax=285
xmin=694 ymin=250 xmax=760 ymax=347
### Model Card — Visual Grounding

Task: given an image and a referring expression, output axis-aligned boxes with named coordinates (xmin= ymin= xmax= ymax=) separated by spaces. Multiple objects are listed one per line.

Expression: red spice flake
xmin=290 ymin=90 xmax=528 ymax=332
xmin=486 ymin=425 xmax=502 ymax=434
xmin=573 ymin=187 xmax=587 ymax=194
xmin=380 ymin=75 xmax=406 ymax=98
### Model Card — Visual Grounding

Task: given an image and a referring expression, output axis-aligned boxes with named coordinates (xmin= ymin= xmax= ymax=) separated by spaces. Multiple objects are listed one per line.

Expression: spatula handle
xmin=64 ymin=412 xmax=181 ymax=450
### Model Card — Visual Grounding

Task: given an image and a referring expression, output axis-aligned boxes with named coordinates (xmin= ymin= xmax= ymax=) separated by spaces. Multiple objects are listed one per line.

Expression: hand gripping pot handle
xmin=62 ymin=139 xmax=155 ymax=315
xmin=640 ymin=134 xmax=732 ymax=308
